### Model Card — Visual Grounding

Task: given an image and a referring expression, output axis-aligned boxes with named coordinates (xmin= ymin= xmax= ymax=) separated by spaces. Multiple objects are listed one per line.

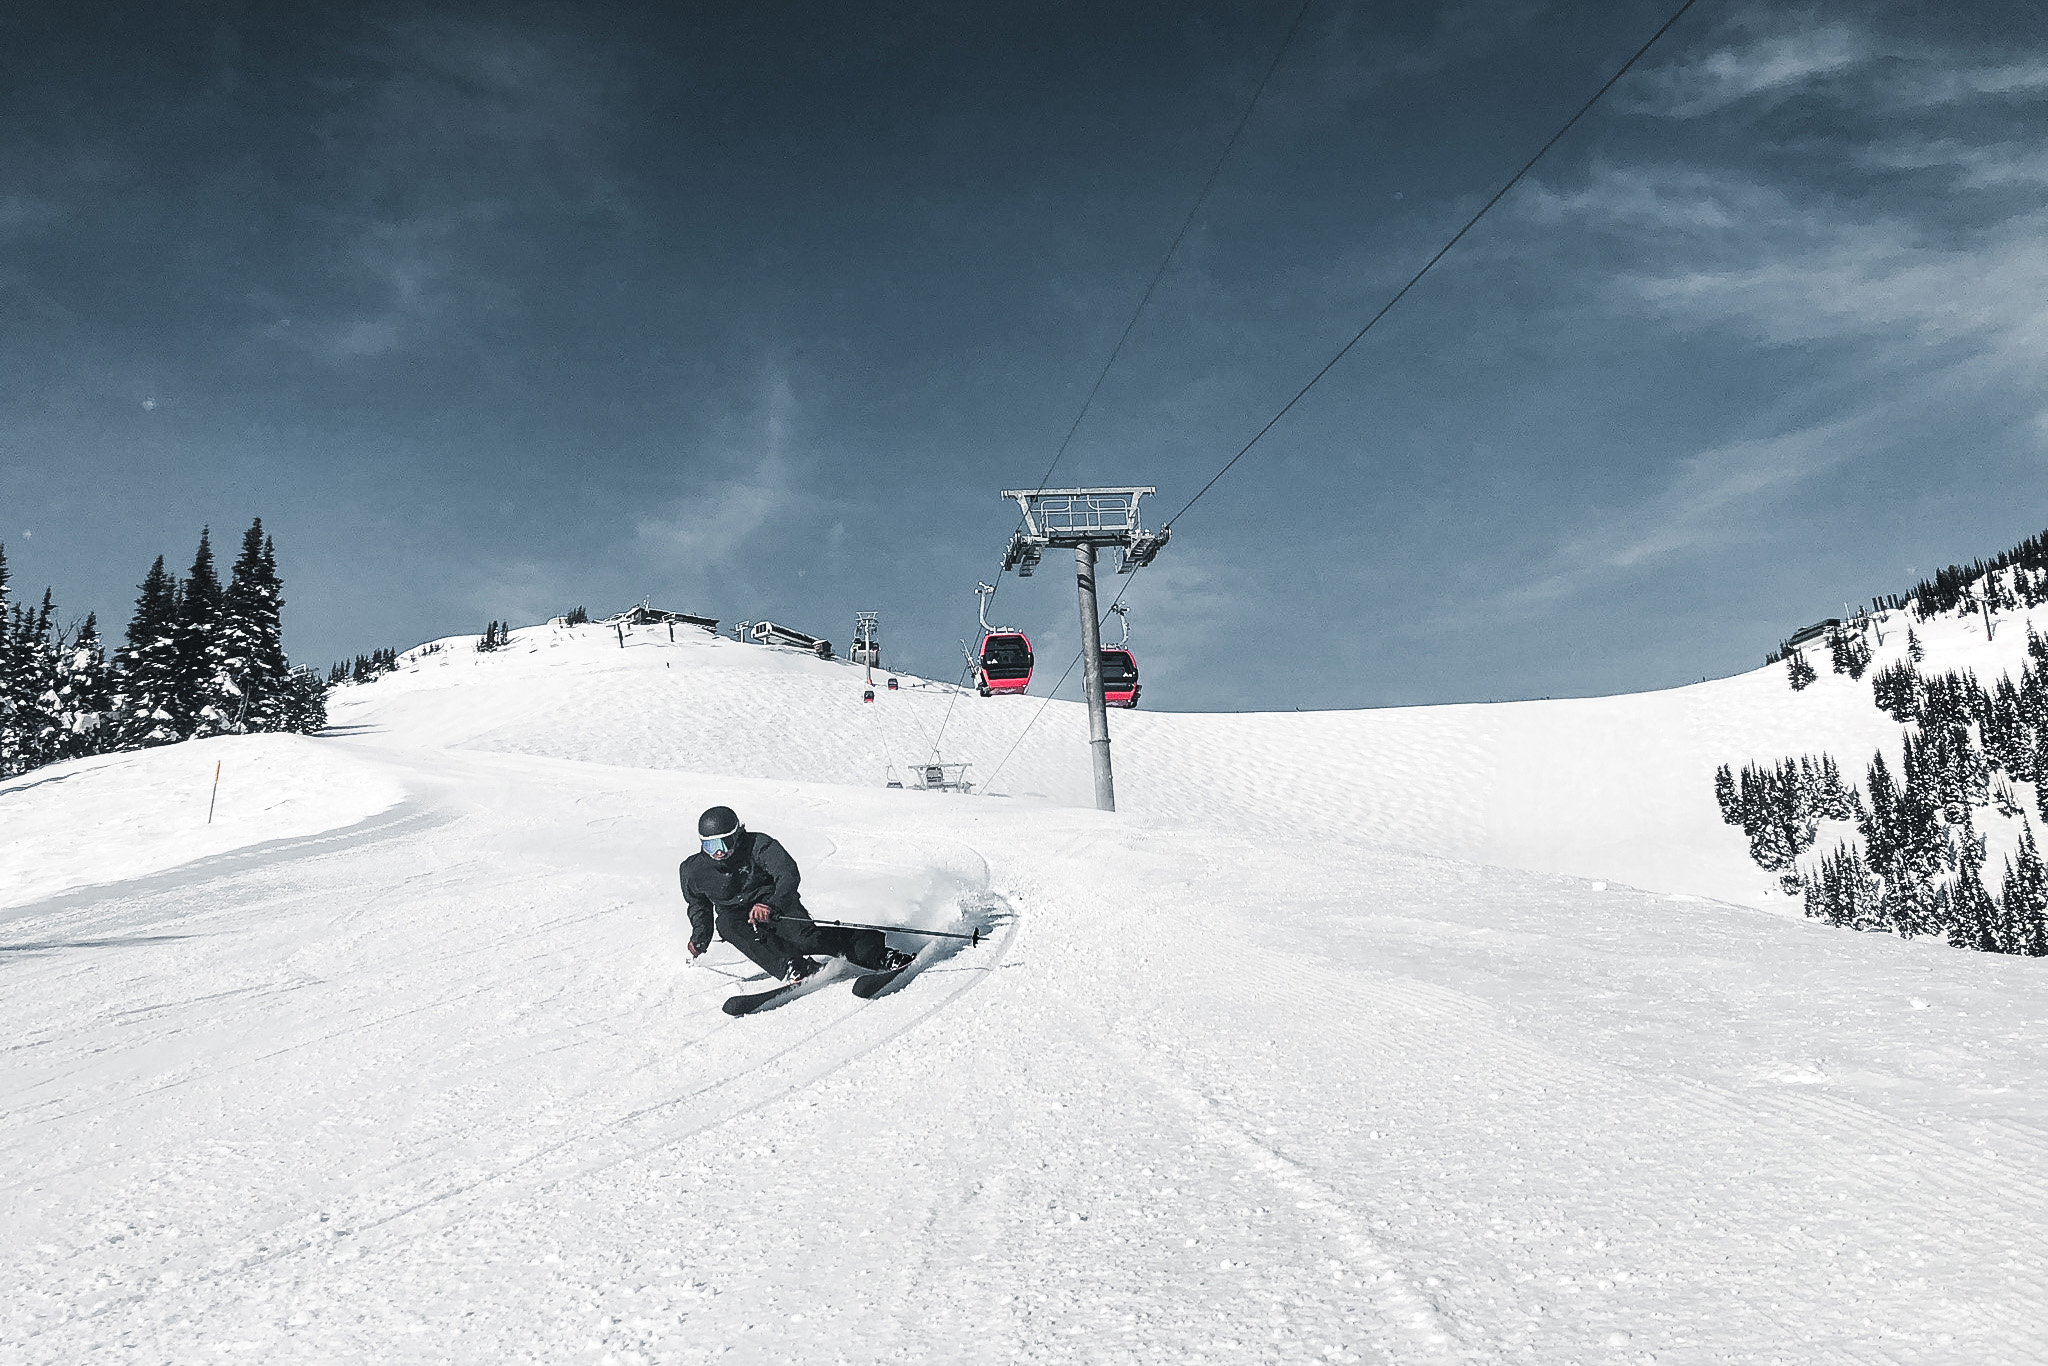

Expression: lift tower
xmin=852 ymin=611 xmax=881 ymax=668
xmin=998 ymin=486 xmax=1169 ymax=812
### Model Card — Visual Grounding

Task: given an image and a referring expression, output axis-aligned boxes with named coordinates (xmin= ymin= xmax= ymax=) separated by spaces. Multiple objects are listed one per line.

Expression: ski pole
xmin=765 ymin=913 xmax=983 ymax=945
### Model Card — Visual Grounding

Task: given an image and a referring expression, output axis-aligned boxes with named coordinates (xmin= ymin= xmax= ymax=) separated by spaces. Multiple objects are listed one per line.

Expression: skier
xmin=681 ymin=805 xmax=912 ymax=984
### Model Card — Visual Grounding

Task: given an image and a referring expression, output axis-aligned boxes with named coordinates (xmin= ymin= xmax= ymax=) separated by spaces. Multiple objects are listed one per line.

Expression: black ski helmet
xmin=697 ymin=805 xmax=743 ymax=860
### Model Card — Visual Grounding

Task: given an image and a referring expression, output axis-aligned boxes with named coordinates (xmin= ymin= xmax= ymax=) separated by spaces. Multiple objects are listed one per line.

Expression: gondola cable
xmin=978 ymin=0 xmax=1316 ymax=631
xmin=1162 ymin=0 xmax=1703 ymax=534
xmin=982 ymin=0 xmax=1703 ymax=789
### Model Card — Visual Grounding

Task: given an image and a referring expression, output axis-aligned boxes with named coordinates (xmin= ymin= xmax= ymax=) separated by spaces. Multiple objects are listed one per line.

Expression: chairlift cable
xmin=1028 ymin=0 xmax=1314 ymax=501
xmin=924 ymin=657 xmax=977 ymax=765
xmin=1163 ymin=0 xmax=1703 ymax=531
xmin=980 ymin=648 xmax=1088 ymax=797
xmin=985 ymin=2 xmax=1699 ymax=791
xmin=982 ymin=0 xmax=1313 ymax=621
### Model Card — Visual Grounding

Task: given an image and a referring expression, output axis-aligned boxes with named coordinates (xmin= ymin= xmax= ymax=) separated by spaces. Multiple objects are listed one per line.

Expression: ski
xmin=850 ymin=962 xmax=915 ymax=999
xmin=720 ymin=963 xmax=840 ymax=1016
xmin=724 ymin=959 xmax=919 ymax=1014
xmin=721 ymin=981 xmax=803 ymax=1016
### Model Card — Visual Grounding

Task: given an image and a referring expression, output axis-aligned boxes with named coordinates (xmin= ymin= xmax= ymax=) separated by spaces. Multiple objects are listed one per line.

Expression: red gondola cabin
xmin=1099 ymin=648 xmax=1140 ymax=708
xmin=976 ymin=632 xmax=1033 ymax=696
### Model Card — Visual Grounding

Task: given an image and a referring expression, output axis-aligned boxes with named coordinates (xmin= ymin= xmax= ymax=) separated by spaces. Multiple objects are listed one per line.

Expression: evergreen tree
xmin=1827 ymin=623 xmax=1873 ymax=679
xmin=1786 ymin=650 xmax=1817 ymax=691
xmin=53 ymin=613 xmax=110 ymax=761
xmin=1870 ymin=659 xmax=1922 ymax=723
xmin=175 ymin=527 xmax=230 ymax=737
xmin=0 ymin=541 xmax=17 ymax=777
xmin=2038 ymin=732 xmax=2048 ymax=826
xmin=1714 ymin=763 xmax=1739 ymax=823
xmin=1947 ymin=862 xmax=1999 ymax=953
xmin=218 ymin=519 xmax=289 ymax=732
xmin=2001 ymin=826 xmax=2048 ymax=957
xmin=10 ymin=589 xmax=63 ymax=772
xmin=110 ymin=556 xmax=185 ymax=749
xmin=1818 ymin=753 xmax=1856 ymax=820
xmin=1859 ymin=751 xmax=1902 ymax=869
xmin=1802 ymin=843 xmax=1878 ymax=928
xmin=276 ymin=666 xmax=329 ymax=733
xmin=1907 ymin=626 xmax=1925 ymax=663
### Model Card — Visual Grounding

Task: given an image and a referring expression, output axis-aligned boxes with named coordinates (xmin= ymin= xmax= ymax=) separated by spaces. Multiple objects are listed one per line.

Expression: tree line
xmin=0 ymin=520 xmax=326 ymax=781
xmin=1764 ymin=523 xmax=2048 ymax=667
xmin=1718 ymin=614 xmax=2048 ymax=956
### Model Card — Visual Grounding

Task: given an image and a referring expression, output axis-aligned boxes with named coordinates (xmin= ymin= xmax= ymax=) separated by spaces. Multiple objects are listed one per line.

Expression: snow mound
xmin=0 ymin=732 xmax=404 ymax=914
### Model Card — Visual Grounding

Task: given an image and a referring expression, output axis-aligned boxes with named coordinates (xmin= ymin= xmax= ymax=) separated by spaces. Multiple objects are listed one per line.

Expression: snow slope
xmin=4 ymin=614 xmax=2047 ymax=1364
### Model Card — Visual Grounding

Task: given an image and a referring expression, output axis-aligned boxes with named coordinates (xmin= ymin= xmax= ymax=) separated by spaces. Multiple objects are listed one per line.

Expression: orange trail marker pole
xmin=206 ymin=760 xmax=222 ymax=825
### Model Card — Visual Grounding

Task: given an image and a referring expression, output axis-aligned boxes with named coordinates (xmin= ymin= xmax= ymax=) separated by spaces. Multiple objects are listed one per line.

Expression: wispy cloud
xmin=1889 ymin=58 xmax=2048 ymax=108
xmin=265 ymin=13 xmax=626 ymax=362
xmin=1632 ymin=11 xmax=2048 ymax=119
xmin=1528 ymin=162 xmax=2048 ymax=386
xmin=635 ymin=373 xmax=802 ymax=575
xmin=1631 ymin=22 xmax=1866 ymax=117
xmin=1861 ymin=139 xmax=2048 ymax=190
xmin=1500 ymin=415 xmax=1862 ymax=612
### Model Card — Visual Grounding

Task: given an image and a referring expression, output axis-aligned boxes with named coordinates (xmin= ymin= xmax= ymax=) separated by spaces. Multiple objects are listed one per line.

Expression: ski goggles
xmin=701 ymin=831 xmax=739 ymax=859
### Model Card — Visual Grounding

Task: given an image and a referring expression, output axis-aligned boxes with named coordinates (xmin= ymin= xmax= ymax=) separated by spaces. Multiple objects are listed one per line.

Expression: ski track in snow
xmin=5 ymin=615 xmax=2048 ymax=1363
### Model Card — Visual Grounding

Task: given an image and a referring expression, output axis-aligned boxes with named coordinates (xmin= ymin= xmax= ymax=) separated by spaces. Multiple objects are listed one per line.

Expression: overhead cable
xmin=983 ymin=0 xmax=1314 ymax=623
xmin=1164 ymin=0 xmax=1703 ymax=530
xmin=984 ymin=0 xmax=1702 ymax=788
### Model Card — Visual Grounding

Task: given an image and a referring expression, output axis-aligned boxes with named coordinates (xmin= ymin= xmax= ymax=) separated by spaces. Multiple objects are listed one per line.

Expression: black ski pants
xmin=713 ymin=903 xmax=889 ymax=979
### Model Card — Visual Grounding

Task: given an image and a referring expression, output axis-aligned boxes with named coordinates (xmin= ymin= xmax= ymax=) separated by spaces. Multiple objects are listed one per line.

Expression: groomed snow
xmin=0 ymin=732 xmax=404 ymax=913
xmin=3 ymin=613 xmax=2046 ymax=1364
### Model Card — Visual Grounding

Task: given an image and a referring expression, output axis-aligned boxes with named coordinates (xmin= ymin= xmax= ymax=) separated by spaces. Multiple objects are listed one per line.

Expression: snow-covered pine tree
xmin=54 ymin=612 xmax=110 ymax=761
xmin=1907 ymin=626 xmax=1925 ymax=663
xmin=110 ymin=556 xmax=185 ymax=749
xmin=275 ymin=665 xmax=328 ymax=734
xmin=1870 ymin=659 xmax=1922 ymax=723
xmin=174 ymin=528 xmax=229 ymax=737
xmin=2001 ymin=826 xmax=2048 ymax=957
xmin=10 ymin=589 xmax=63 ymax=773
xmin=217 ymin=519 xmax=290 ymax=732
xmin=1827 ymin=623 xmax=1873 ymax=679
xmin=1787 ymin=650 xmax=1817 ymax=691
xmin=1946 ymin=861 xmax=1999 ymax=953
xmin=1818 ymin=753 xmax=1856 ymax=820
xmin=0 ymin=542 xmax=18 ymax=777
xmin=1714 ymin=763 xmax=1738 ymax=823
xmin=1803 ymin=843 xmax=1878 ymax=928
xmin=1984 ymin=675 xmax=2029 ymax=779
xmin=1858 ymin=752 xmax=1902 ymax=870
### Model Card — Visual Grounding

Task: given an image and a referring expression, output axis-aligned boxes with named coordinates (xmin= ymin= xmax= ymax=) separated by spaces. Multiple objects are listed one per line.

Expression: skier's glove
xmin=687 ymin=937 xmax=707 ymax=958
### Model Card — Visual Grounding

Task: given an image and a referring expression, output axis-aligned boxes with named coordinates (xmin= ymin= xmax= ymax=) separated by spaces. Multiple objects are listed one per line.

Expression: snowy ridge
xmin=3 ymin=612 xmax=2047 ymax=1363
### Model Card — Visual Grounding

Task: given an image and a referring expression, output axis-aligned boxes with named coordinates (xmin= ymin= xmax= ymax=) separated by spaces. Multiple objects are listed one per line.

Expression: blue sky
xmin=4 ymin=1 xmax=2046 ymax=712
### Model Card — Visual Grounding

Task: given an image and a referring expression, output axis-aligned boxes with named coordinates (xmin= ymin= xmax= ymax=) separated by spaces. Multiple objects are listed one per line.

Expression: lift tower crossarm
xmin=998 ymin=486 xmax=1167 ymax=575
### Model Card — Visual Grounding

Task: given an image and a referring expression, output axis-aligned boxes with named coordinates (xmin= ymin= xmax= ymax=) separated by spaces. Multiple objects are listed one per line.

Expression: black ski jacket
xmin=679 ymin=830 xmax=805 ymax=948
